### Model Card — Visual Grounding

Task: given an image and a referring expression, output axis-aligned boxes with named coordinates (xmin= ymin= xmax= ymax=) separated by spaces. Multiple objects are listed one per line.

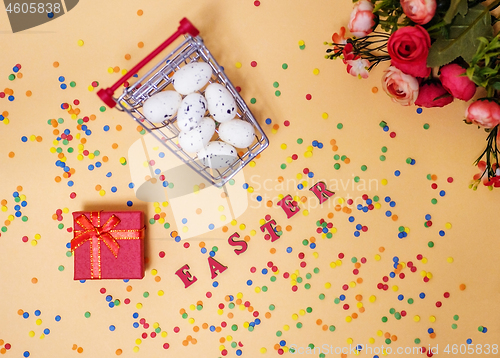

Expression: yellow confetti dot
xmin=217 ymin=309 xmax=224 ymax=315
xmin=420 ymin=270 xmax=427 ymax=277
xmin=29 ymin=331 xmax=35 ymax=337
xmin=330 ymin=262 xmax=336 ymax=268
xmin=377 ymin=330 xmax=383 ymax=336
xmin=254 ymin=286 xmax=261 ymax=293
xmin=188 ymin=318 xmax=195 ymax=324
xmin=447 ymin=257 xmax=454 ymax=263
xmin=381 ymin=179 xmax=388 ymax=185
xmin=119 ymin=157 xmax=127 ymax=164
xmin=429 ymin=315 xmax=436 ymax=322
xmin=298 ymin=40 xmax=305 ymax=46
xmin=88 ymin=85 xmax=94 ymax=91
xmin=345 ymin=316 xmax=352 ymax=322
xmin=136 ymin=303 xmax=143 ymax=309
xmin=291 ymin=313 xmax=298 ymax=320
xmin=392 ymin=285 xmax=398 ymax=292
xmin=133 ymin=346 xmax=139 ymax=352
xmin=230 ymin=219 xmax=237 ymax=226
xmin=249 ymin=161 xmax=256 ymax=167
xmin=182 ymin=226 xmax=188 ymax=233
xmin=414 ymin=315 xmax=420 ymax=322
xmin=250 ymin=230 xmax=256 ymax=236
xmin=322 ymin=112 xmax=328 ymax=119
xmin=369 ymin=295 xmax=376 ymax=303
xmin=302 ymin=210 xmax=309 ymax=216
xmin=260 ymin=347 xmax=267 ymax=353
xmin=99 ymin=190 xmax=106 ymax=196
xmin=421 ymin=257 xmax=428 ymax=264
xmin=158 ymin=290 xmax=164 ymax=296
xmin=239 ymin=224 xmax=246 ymax=230
xmin=77 ymin=39 xmax=84 ymax=46
xmin=336 ymin=259 xmax=342 ymax=266
xmin=107 ymin=67 xmax=114 ymax=74
xmin=324 ymin=282 xmax=331 ymax=289
xmin=299 ymin=309 xmax=305 ymax=316
xmin=313 ymin=68 xmax=320 ymax=75
xmin=369 ymin=337 xmax=375 ymax=344
xmin=31 ymin=240 xmax=37 ymax=246
xmin=161 ymin=331 xmax=167 ymax=338
xmin=235 ymin=62 xmax=242 ymax=68
xmin=426 ymin=272 xmax=433 ymax=279
xmin=374 ymin=254 xmax=381 ymax=261
xmin=35 ymin=319 xmax=42 ymax=325
xmin=445 ymin=222 xmax=452 ymax=229
xmin=283 ymin=325 xmax=290 ymax=331
xmin=346 ymin=338 xmax=353 ymax=344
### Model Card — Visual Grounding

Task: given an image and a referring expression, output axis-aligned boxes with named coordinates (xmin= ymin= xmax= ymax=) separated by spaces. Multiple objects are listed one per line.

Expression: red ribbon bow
xmin=71 ymin=213 xmax=121 ymax=257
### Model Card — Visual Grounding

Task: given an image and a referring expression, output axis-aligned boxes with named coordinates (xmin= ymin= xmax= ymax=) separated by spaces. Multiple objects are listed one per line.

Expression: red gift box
xmin=71 ymin=211 xmax=145 ymax=280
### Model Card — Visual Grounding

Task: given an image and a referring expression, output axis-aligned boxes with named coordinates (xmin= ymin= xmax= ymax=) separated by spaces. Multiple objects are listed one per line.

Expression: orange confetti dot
xmin=17 ymin=186 xmax=23 ymax=191
xmin=179 ymin=308 xmax=186 ymax=315
xmin=352 ymin=313 xmax=358 ymax=319
xmin=372 ymin=86 xmax=379 ymax=93
xmin=17 ymin=309 xmax=24 ymax=315
xmin=55 ymin=176 xmax=61 ymax=183
xmin=182 ymin=340 xmax=189 ymax=346
xmin=191 ymin=338 xmax=197 ymax=344
xmin=309 ymin=237 xmax=316 ymax=243
xmin=222 ymin=226 xmax=228 ymax=233
xmin=116 ymin=125 xmax=122 ymax=131
xmin=392 ymin=215 xmax=398 ymax=221
xmin=77 ymin=347 xmax=83 ymax=353
xmin=235 ymin=298 xmax=242 ymax=305
xmin=154 ymin=276 xmax=161 ymax=282
xmin=125 ymin=54 xmax=131 ymax=60
xmin=270 ymin=248 xmax=276 ymax=254
xmin=430 ymin=332 xmax=436 ymax=339
xmin=17 ymin=72 xmax=23 ymax=79
xmin=4 ymin=220 xmax=10 ymax=226
xmin=265 ymin=312 xmax=271 ymax=318
xmin=316 ymin=319 xmax=322 ymax=325
xmin=126 ymin=285 xmax=133 ymax=292
xmin=69 ymin=168 xmax=75 ymax=174
xmin=72 ymin=344 xmax=78 ymax=350
xmin=53 ymin=129 xmax=60 ymax=135
xmin=272 ymin=124 xmax=279 ymax=130
xmin=225 ymin=295 xmax=231 ymax=302
xmin=244 ymin=235 xmax=250 ymax=242
xmin=115 ymin=349 xmax=122 ymax=355
xmin=136 ymin=125 xmax=143 ymax=132
xmin=227 ymin=312 xmax=234 ymax=319
xmin=215 ymin=327 xmax=221 ymax=332
xmin=277 ymin=176 xmax=284 ymax=183
xmin=36 ymin=136 xmax=42 ymax=142
xmin=359 ymin=307 xmax=365 ymax=313
xmin=102 ymin=156 xmax=108 ymax=163
xmin=31 ymin=277 xmax=38 ymax=284
xmin=95 ymin=185 xmax=102 ymax=191
xmin=354 ymin=263 xmax=361 ymax=269
xmin=137 ymin=9 xmax=143 ymax=16
xmin=196 ymin=208 xmax=202 ymax=214
xmin=53 ymin=61 xmax=59 ymax=68
xmin=379 ymin=246 xmax=385 ymax=252
xmin=80 ymin=138 xmax=87 ymax=144
xmin=322 ymin=325 xmax=328 ymax=331
xmin=63 ymin=172 xmax=70 ymax=179
xmin=286 ymin=225 xmax=292 ymax=231
xmin=391 ymin=335 xmax=398 ymax=341
xmin=219 ymin=337 xmax=225 ymax=343
xmin=459 ymin=284 xmax=466 ymax=290
xmin=384 ymin=332 xmax=391 ymax=338
xmin=202 ymin=323 xmax=208 ymax=329
xmin=113 ymin=66 xmax=120 ymax=73
xmin=327 ymin=212 xmax=334 ymax=219
xmin=8 ymin=152 xmax=14 ymax=158
xmin=355 ymin=294 xmax=362 ymax=301
xmin=343 ymin=157 xmax=350 ymax=164
xmin=193 ymin=326 xmax=199 ymax=332
xmin=0 ymin=199 xmax=6 ymax=206
xmin=431 ymin=174 xmax=438 ymax=181
xmin=266 ymin=200 xmax=273 ymax=207
xmin=2 ymin=111 xmax=8 ymax=117
xmin=274 ymin=344 xmax=281 ymax=350
xmin=171 ymin=231 xmax=178 ymax=237
xmin=138 ymin=42 xmax=144 ymax=48
xmin=57 ymin=153 xmax=64 ymax=159
xmin=26 ymin=90 xmax=32 ymax=97
xmin=330 ymin=139 xmax=336 ymax=145
xmin=332 ymin=145 xmax=339 ymax=151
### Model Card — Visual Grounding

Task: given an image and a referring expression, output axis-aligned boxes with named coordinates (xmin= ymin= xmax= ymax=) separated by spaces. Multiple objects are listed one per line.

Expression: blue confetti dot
xmin=428 ymin=328 xmax=434 ymax=334
xmin=262 ymin=268 xmax=268 ymax=274
xmin=362 ymin=206 xmax=368 ymax=212
xmin=255 ymin=318 xmax=261 ymax=325
xmin=109 ymin=325 xmax=115 ymax=331
xmin=208 ymin=223 xmax=215 ymax=230
xmin=393 ymin=256 xmax=399 ymax=262
xmin=265 ymin=118 xmax=272 ymax=125
xmin=15 ymin=211 xmax=22 ymax=217
xmin=389 ymin=201 xmax=396 ymax=207
xmin=79 ymin=280 xmax=86 ymax=283
xmin=154 ymin=168 xmax=161 ymax=175
xmin=81 ymin=125 xmax=87 ymax=131
xmin=308 ymin=172 xmax=314 ymax=178
xmin=394 ymin=170 xmax=401 ymax=176
xmin=242 ymin=183 xmax=249 ymax=189
xmin=23 ymin=352 xmax=30 ymax=358
xmin=322 ymin=227 xmax=328 ymax=233
xmin=126 ymin=201 xmax=133 ymax=206
xmin=383 ymin=126 xmax=389 ymax=131
xmin=14 ymin=205 xmax=20 ymax=211
xmin=201 ymin=247 xmax=207 ymax=254
xmin=66 ymin=242 xmax=71 ymax=249
xmin=64 ymin=129 xmax=70 ymax=135
xmin=21 ymin=201 xmax=27 ymax=207
xmin=312 ymin=140 xmax=318 ymax=147
xmin=95 ymin=162 xmax=102 ymax=168
xmin=128 ymin=182 xmax=135 ymax=188
xmin=85 ymin=130 xmax=92 ymax=136
xmin=385 ymin=196 xmax=391 ymax=202
xmin=425 ymin=214 xmax=431 ymax=220
xmin=111 ymin=186 xmax=117 ymax=193
xmin=482 ymin=327 xmax=488 ymax=333
xmin=21 ymin=136 xmax=28 ymax=142
xmin=133 ymin=322 xmax=139 ymax=328
xmin=317 ymin=143 xmax=323 ymax=149
xmin=357 ymin=204 xmax=363 ymax=210
xmin=354 ymin=231 xmax=360 ymax=237
xmin=106 ymin=172 xmax=112 ymax=177
xmin=439 ymin=230 xmax=445 ymax=236
xmin=385 ymin=211 xmax=392 ymax=217
xmin=103 ymin=125 xmax=110 ymax=131
xmin=466 ymin=339 xmax=472 ymax=344
xmin=8 ymin=95 xmax=14 ymax=101
xmin=133 ymin=312 xmax=139 ymax=319
xmin=106 ymin=295 xmax=112 ymax=302
xmin=256 ymin=195 xmax=262 ymax=202
xmin=439 ymin=190 xmax=446 ymax=197
xmin=339 ymin=294 xmax=345 ymax=301
xmin=397 ymin=294 xmax=404 ymax=301
xmin=212 ymin=281 xmax=218 ymax=288
xmin=60 ymin=83 xmax=67 ymax=89
xmin=159 ymin=152 xmax=165 ymax=158
xmin=389 ymin=272 xmax=396 ymax=278
xmin=366 ymin=199 xmax=372 ymax=205
xmin=210 ymin=325 xmax=216 ymax=331
xmin=13 ymin=66 xmax=19 ymax=72
xmin=309 ymin=242 xmax=316 ymax=249
xmin=174 ymin=236 xmax=181 ymax=243
xmin=47 ymin=12 xmax=54 ymax=18
xmin=419 ymin=292 xmax=426 ymax=299
xmin=58 ymin=76 xmax=65 ymax=82
xmin=297 ymin=183 xmax=304 ymax=190
xmin=162 ymin=181 xmax=168 ymax=187
xmin=108 ymin=302 xmax=115 ymax=308
xmin=355 ymin=224 xmax=362 ymax=230
xmin=88 ymin=164 xmax=94 ymax=171
xmin=43 ymin=328 xmax=50 ymax=335
xmin=348 ymin=216 xmax=355 ymax=222
xmin=286 ymin=247 xmax=292 ymax=253
xmin=68 ymin=180 xmax=74 ymax=187
xmin=246 ymin=280 xmax=253 ymax=286
xmin=182 ymin=218 xmax=187 ymax=224
xmin=398 ymin=232 xmax=405 ymax=239
xmin=280 ymin=340 xmax=286 ymax=346
xmin=209 ymin=250 xmax=215 ymax=257
xmin=236 ymin=349 xmax=242 ymax=356
xmin=23 ymin=312 xmax=29 ymax=319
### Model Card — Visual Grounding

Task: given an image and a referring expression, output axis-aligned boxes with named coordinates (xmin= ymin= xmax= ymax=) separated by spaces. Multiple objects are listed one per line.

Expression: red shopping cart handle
xmin=97 ymin=18 xmax=199 ymax=108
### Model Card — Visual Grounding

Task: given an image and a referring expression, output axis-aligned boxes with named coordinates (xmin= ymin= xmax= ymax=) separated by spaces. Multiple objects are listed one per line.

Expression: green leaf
xmin=443 ymin=0 xmax=468 ymax=24
xmin=427 ymin=3 xmax=494 ymax=67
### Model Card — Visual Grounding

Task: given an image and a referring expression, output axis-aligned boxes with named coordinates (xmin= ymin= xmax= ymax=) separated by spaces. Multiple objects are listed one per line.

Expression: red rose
xmin=439 ymin=64 xmax=476 ymax=101
xmin=387 ymin=26 xmax=431 ymax=78
xmin=415 ymin=81 xmax=453 ymax=108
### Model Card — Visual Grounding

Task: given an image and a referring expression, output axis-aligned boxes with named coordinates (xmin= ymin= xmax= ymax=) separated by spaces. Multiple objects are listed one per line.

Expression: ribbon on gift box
xmin=71 ymin=211 xmax=144 ymax=279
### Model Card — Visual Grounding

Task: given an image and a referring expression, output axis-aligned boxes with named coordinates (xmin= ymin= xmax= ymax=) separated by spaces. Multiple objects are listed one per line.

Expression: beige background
xmin=0 ymin=0 xmax=499 ymax=357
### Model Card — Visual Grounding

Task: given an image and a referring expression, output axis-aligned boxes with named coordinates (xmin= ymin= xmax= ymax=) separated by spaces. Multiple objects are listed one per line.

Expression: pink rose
xmin=387 ymin=26 xmax=431 ymax=78
xmin=465 ymin=99 xmax=500 ymax=128
xmin=439 ymin=64 xmax=476 ymax=101
xmin=348 ymin=0 xmax=376 ymax=38
xmin=400 ymin=0 xmax=437 ymax=25
xmin=346 ymin=57 xmax=371 ymax=79
xmin=415 ymin=81 xmax=453 ymax=108
xmin=382 ymin=66 xmax=419 ymax=106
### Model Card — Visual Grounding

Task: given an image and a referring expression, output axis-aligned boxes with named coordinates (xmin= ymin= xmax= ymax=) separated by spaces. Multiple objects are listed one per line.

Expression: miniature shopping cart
xmin=98 ymin=18 xmax=269 ymax=187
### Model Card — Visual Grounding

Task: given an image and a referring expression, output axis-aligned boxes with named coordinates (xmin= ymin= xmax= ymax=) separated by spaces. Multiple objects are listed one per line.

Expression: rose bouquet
xmin=325 ymin=0 xmax=500 ymax=190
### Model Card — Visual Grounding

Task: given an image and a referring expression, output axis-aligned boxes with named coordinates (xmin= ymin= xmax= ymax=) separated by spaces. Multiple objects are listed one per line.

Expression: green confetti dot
xmin=408 ymin=298 xmax=414 ymax=304
xmin=22 ymin=216 xmax=28 ymax=222
xmin=1 ymin=226 xmax=8 ymax=233
xmin=261 ymin=285 xmax=268 ymax=292
xmin=351 ymin=257 xmax=357 ymax=263
xmin=395 ymin=312 xmax=401 ymax=320
xmin=276 ymin=330 xmax=282 ymax=337
xmin=453 ymin=315 xmax=459 ymax=321
xmin=280 ymin=163 xmax=287 ymax=169
xmin=269 ymin=304 xmax=275 ymax=311
xmin=275 ymin=90 xmax=281 ymax=97
xmin=66 ymin=251 xmax=72 ymax=257
xmin=168 ymin=182 xmax=174 ymax=189
xmin=182 ymin=313 xmax=188 ymax=319
xmin=361 ymin=165 xmax=367 ymax=171
xmin=250 ymin=98 xmax=256 ymax=104
xmin=337 ymin=123 xmax=343 ymax=129
xmin=414 ymin=338 xmax=421 ymax=344
xmin=304 ymin=283 xmax=311 ymax=289
xmin=329 ymin=325 xmax=336 ymax=332
xmin=164 ymin=223 xmax=170 ymax=229
xmin=354 ymin=176 xmax=360 ymax=183
xmin=77 ymin=118 xmax=83 ymax=124
xmin=381 ymin=146 xmax=387 ymax=153
xmin=478 ymin=326 xmax=484 ymax=332
xmin=406 ymin=157 xmax=412 ymax=164
xmin=382 ymin=316 xmax=388 ymax=322
xmin=58 ymin=223 xmax=64 ymax=229
xmin=326 ymin=232 xmax=333 ymax=238
xmin=99 ymin=106 xmax=106 ymax=112
xmin=334 ymin=163 xmax=341 ymax=170
xmin=389 ymin=308 xmax=396 ymax=314
xmin=229 ymin=179 xmax=235 ymax=185
xmin=149 ymin=218 xmax=155 ymax=224
xmin=299 ymin=45 xmax=305 ymax=50
xmin=57 ymin=118 xmax=64 ymax=124
xmin=114 ymin=299 xmax=120 ymax=306
xmin=428 ymin=241 xmax=434 ymax=248
xmin=8 ymin=74 xmax=15 ymax=81
xmin=305 ymin=273 xmax=312 ymax=279
xmin=398 ymin=226 xmax=405 ymax=232
xmin=313 ymin=267 xmax=319 ymax=274
xmin=273 ymin=81 xmax=279 ymax=88
xmin=427 ymin=174 xmax=432 ymax=180
xmin=58 ymin=265 xmax=64 ymax=271
xmin=380 ymin=155 xmax=386 ymax=161
xmin=431 ymin=198 xmax=438 ymax=204
xmin=231 ymin=324 xmax=238 ymax=331
xmin=385 ymin=338 xmax=391 ymax=344
xmin=334 ymin=298 xmax=340 ymax=304
xmin=452 ymin=323 xmax=458 ymax=329
xmin=319 ymin=293 xmax=325 ymax=300
xmin=306 ymin=307 xmax=312 ymax=313
xmin=373 ymin=195 xmax=379 ymax=202
xmin=67 ymin=147 xmax=74 ymax=153
xmin=155 ymin=327 xmax=161 ymax=333
xmin=282 ymin=63 xmax=288 ymax=69
xmin=228 ymin=303 xmax=235 ymax=309
xmin=84 ymin=311 xmax=91 ymax=318
xmin=196 ymin=304 xmax=203 ymax=311
xmin=56 ymin=147 xmax=63 ymax=153
xmin=143 ymin=292 xmax=149 ymax=298
xmin=423 ymin=123 xmax=430 ymax=129
xmin=379 ymin=121 xmax=387 ymax=127
xmin=297 ymin=138 xmax=303 ymax=144
xmin=70 ymin=81 xmax=76 ymax=87
xmin=270 ymin=276 xmax=276 ymax=282
xmin=334 ymin=154 xmax=340 ymax=160
xmin=296 ymin=277 xmax=303 ymax=284
xmin=296 ymin=322 xmax=303 ymax=328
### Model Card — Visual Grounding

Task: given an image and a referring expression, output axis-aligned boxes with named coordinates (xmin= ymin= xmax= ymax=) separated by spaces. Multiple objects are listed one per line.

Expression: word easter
xmin=174 ymin=181 xmax=334 ymax=288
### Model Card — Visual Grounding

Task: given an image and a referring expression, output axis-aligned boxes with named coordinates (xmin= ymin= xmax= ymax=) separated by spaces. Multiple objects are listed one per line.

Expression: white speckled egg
xmin=176 ymin=93 xmax=207 ymax=131
xmin=172 ymin=62 xmax=212 ymax=95
xmin=197 ymin=141 xmax=238 ymax=170
xmin=142 ymin=91 xmax=182 ymax=123
xmin=178 ymin=117 xmax=215 ymax=153
xmin=204 ymin=83 xmax=236 ymax=123
xmin=218 ymin=119 xmax=255 ymax=148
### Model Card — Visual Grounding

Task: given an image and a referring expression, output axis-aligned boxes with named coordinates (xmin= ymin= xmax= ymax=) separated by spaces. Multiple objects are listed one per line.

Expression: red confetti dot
xmin=142 ymin=332 xmax=148 ymax=339
xmin=67 ymin=228 xmax=72 ymax=233
xmin=292 ymin=154 xmax=298 ymax=160
xmin=401 ymin=310 xmax=407 ymax=316
xmin=305 ymin=94 xmax=312 ymax=100
xmin=183 ymin=242 xmax=189 ymax=248
xmin=154 ymin=214 xmax=160 ymax=220
xmin=303 ymin=168 xmax=309 ymax=174
xmin=140 ymin=318 xmax=146 ymax=324
xmin=221 ymin=349 xmax=228 ymax=356
xmin=284 ymin=120 xmax=290 ymax=126
xmin=250 ymin=61 xmax=257 ymax=67
xmin=150 ymin=332 xmax=156 ymax=338
xmin=407 ymin=261 xmax=413 ymax=267
xmin=399 ymin=273 xmax=405 ymax=279
xmin=124 ymin=81 xmax=130 ymax=88
xmin=353 ymin=269 xmax=359 ymax=275
xmin=100 ymin=288 xmax=106 ymax=294
xmin=362 ymin=194 xmax=368 ymax=200
xmin=253 ymin=311 xmax=259 ymax=317
xmin=221 ymin=321 xmax=227 ymax=327
xmin=342 ymin=284 xmax=349 ymax=290
xmin=159 ymin=251 xmax=165 ymax=258
xmin=361 ymin=226 xmax=368 ymax=232
xmin=124 ymin=298 xmax=130 ymax=304
xmin=368 ymin=204 xmax=374 ymax=210
xmin=431 ymin=183 xmax=438 ymax=189
xmin=298 ymin=253 xmax=305 ymax=259
xmin=390 ymin=131 xmax=396 ymax=138
xmin=338 ymin=253 xmax=344 ymax=259
xmin=173 ymin=326 xmax=180 ymax=333
xmin=436 ymin=301 xmax=442 ymax=307
xmin=244 ymin=301 xmax=250 ymax=307
xmin=4 ymin=344 xmax=11 ymax=350
xmin=300 ymin=261 xmax=306 ymax=268
xmin=291 ymin=285 xmax=298 ymax=292
xmin=163 ymin=343 xmax=170 ymax=349
xmin=382 ymin=276 xmax=389 ymax=282
xmin=218 ymin=303 xmax=225 ymax=309
xmin=267 ymin=261 xmax=273 ymax=267
xmin=271 ymin=265 xmax=278 ymax=272
xmin=423 ymin=277 xmax=429 ymax=282
xmin=206 ymin=291 xmax=212 ymax=298
xmin=250 ymin=267 xmax=256 ymax=273
xmin=73 ymin=99 xmax=80 ymax=105
xmin=83 ymin=116 xmax=89 ymax=122
xmin=278 ymin=348 xmax=284 ymax=355
xmin=342 ymin=304 xmax=349 ymax=310
xmin=91 ymin=81 xmax=98 ymax=87
xmin=417 ymin=254 xmax=423 ymax=260
xmin=447 ymin=177 xmax=454 ymax=183
xmin=254 ymin=0 xmax=260 ymax=6
xmin=443 ymin=292 xmax=450 ymax=298
xmin=265 ymin=214 xmax=271 ymax=221
xmin=235 ymin=86 xmax=241 ymax=92
xmin=16 ymin=64 xmax=21 ymax=69
xmin=377 ymin=283 xmax=383 ymax=289
xmin=411 ymin=266 xmax=417 ymax=272
xmin=62 ymin=103 xmax=69 ymax=109
xmin=347 ymin=199 xmax=353 ymax=205
xmin=426 ymin=220 xmax=432 ymax=227
xmin=283 ymin=272 xmax=289 ymax=279
xmin=0 ymin=92 xmax=4 ymax=98
xmin=383 ymin=284 xmax=389 ymax=290
xmin=22 ymin=236 xmax=28 ymax=242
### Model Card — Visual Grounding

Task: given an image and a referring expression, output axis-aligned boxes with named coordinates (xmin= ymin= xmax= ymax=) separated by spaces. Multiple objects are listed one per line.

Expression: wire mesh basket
xmin=98 ymin=18 xmax=269 ymax=187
